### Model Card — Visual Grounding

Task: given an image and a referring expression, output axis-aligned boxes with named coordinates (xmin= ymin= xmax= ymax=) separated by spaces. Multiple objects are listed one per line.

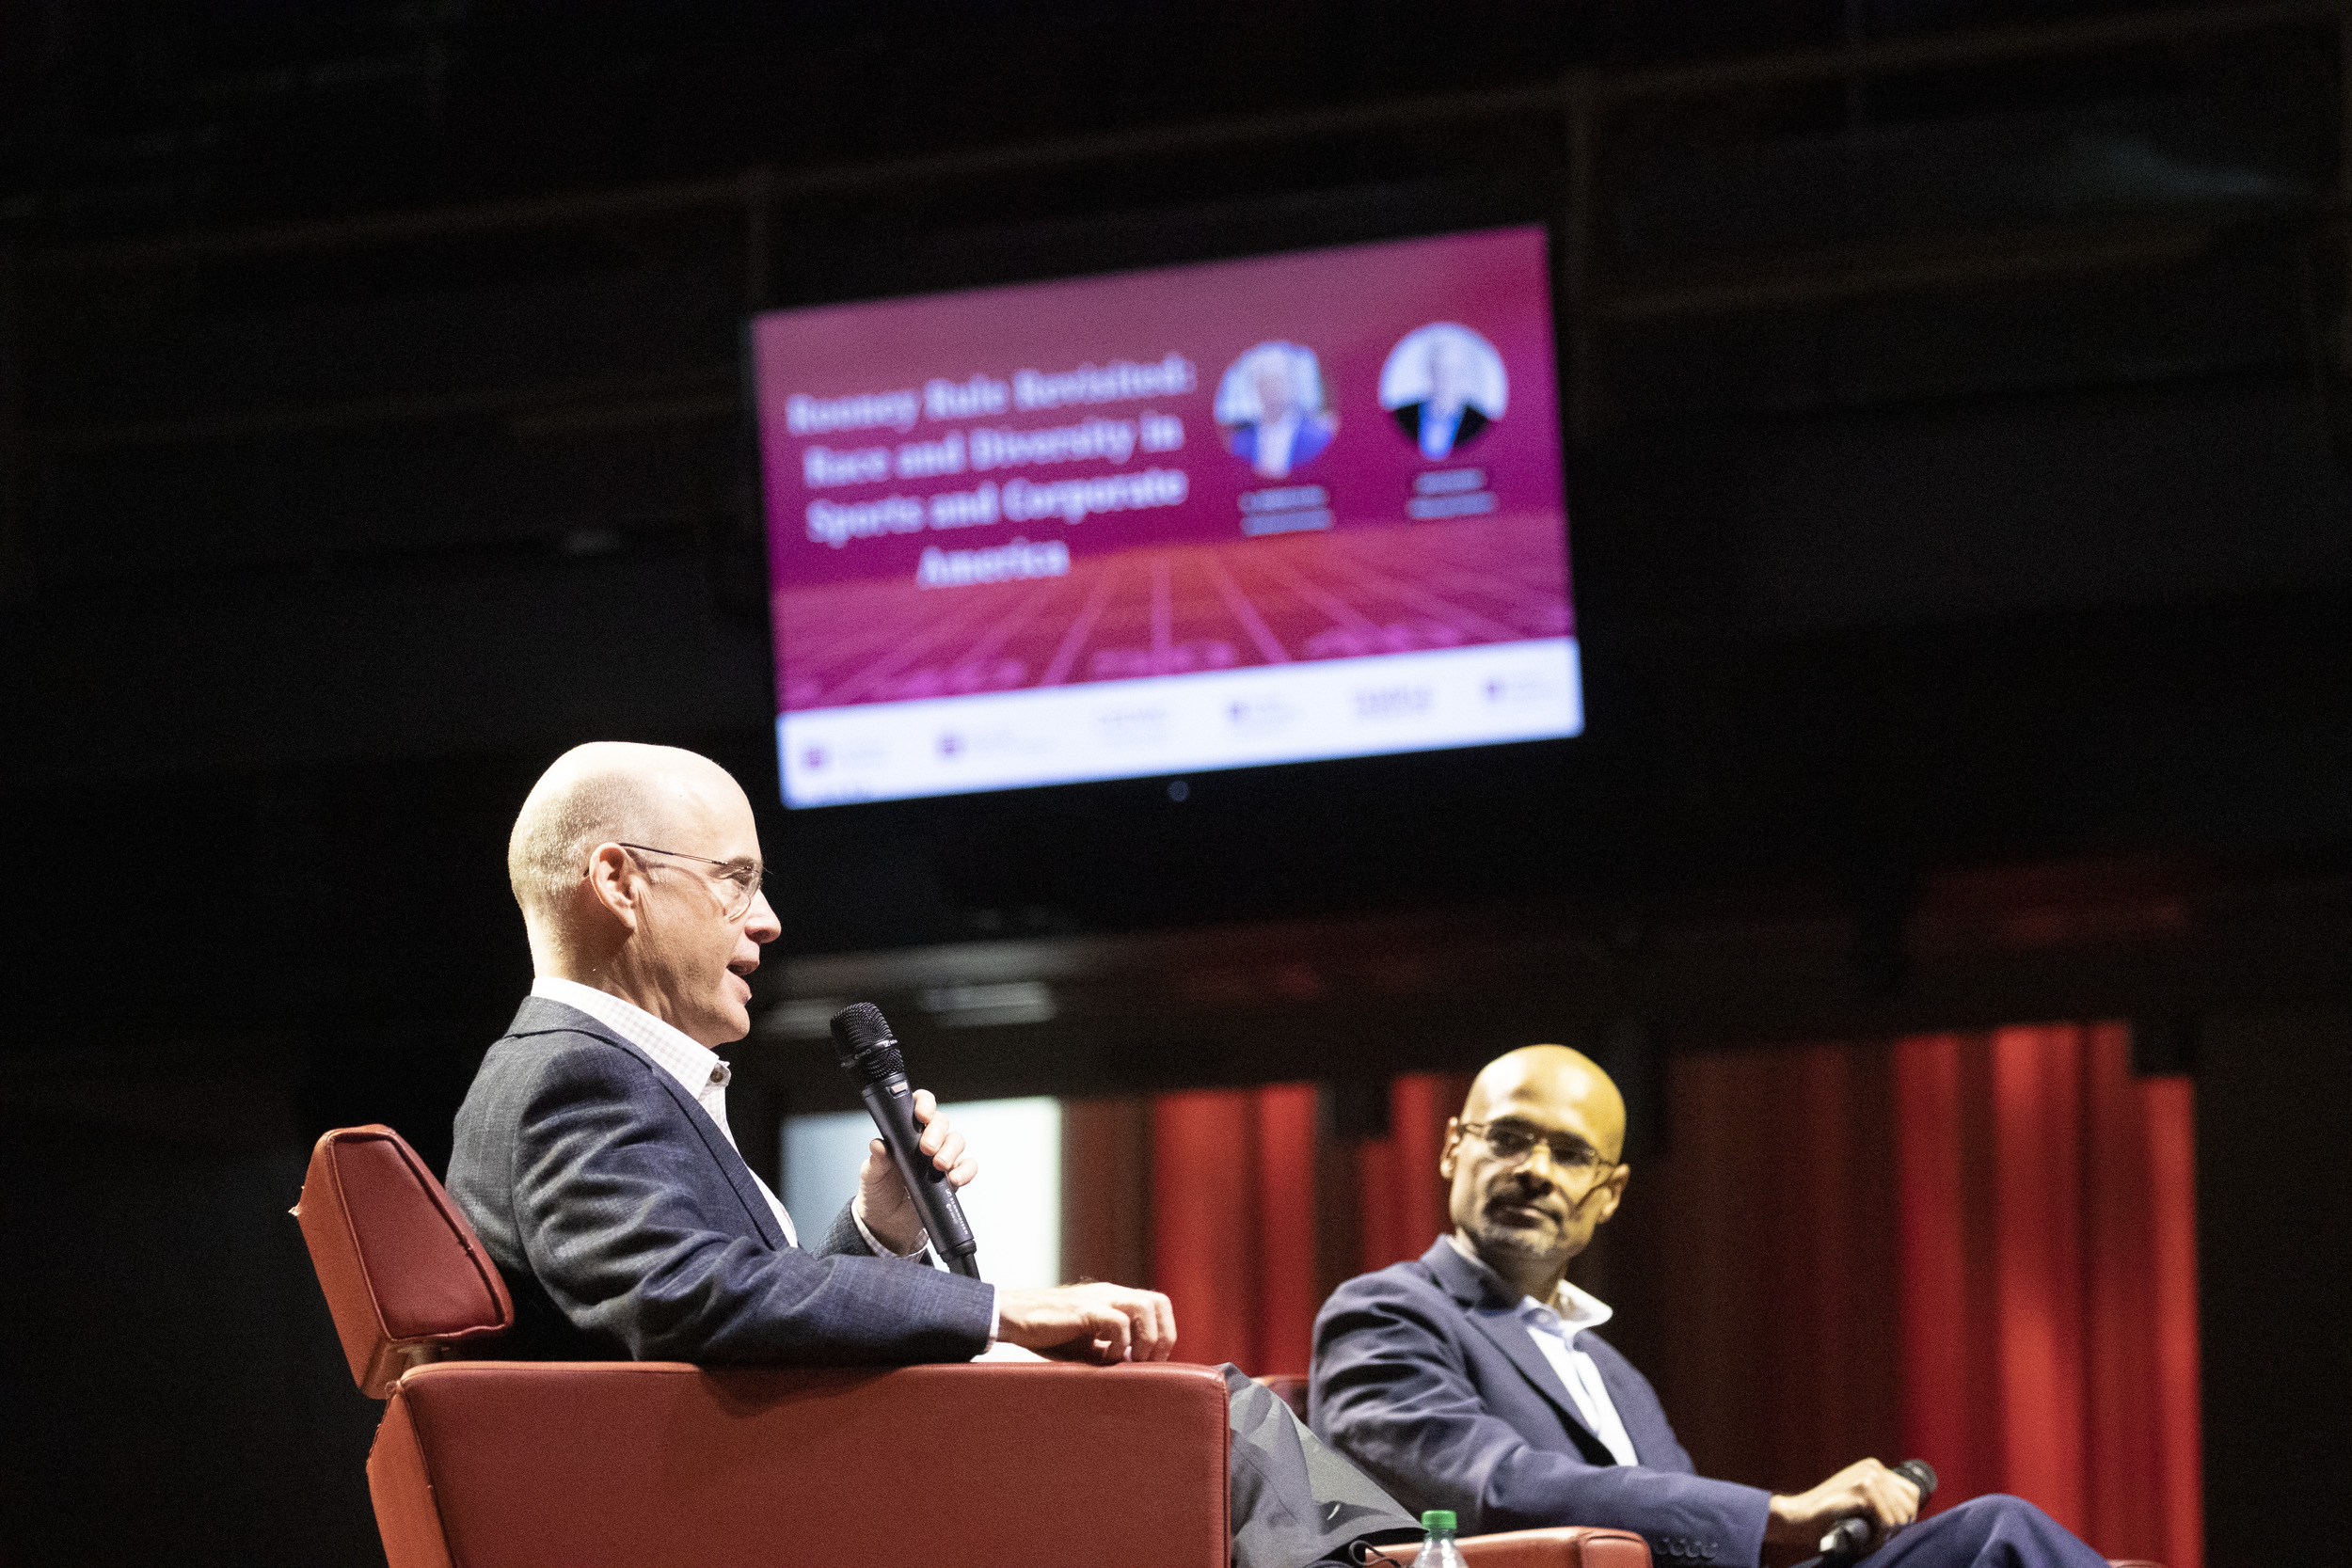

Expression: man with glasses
xmin=1310 ymin=1046 xmax=2108 ymax=1568
xmin=448 ymin=742 xmax=1417 ymax=1567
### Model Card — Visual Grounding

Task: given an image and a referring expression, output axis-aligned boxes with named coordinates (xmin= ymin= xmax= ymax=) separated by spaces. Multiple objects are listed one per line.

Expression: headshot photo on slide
xmin=1216 ymin=341 xmax=1338 ymax=480
xmin=1380 ymin=323 xmax=1508 ymax=461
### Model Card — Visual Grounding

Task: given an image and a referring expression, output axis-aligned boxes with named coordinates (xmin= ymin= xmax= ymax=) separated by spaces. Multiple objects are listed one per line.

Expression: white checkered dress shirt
xmin=532 ymin=977 xmax=803 ymax=1243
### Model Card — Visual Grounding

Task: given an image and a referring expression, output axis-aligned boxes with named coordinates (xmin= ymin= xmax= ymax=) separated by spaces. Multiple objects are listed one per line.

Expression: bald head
xmin=1441 ymin=1043 xmax=1631 ymax=1296
xmin=508 ymin=742 xmax=777 ymax=1046
xmin=1461 ymin=1044 xmax=1626 ymax=1164
xmin=508 ymin=742 xmax=744 ymax=927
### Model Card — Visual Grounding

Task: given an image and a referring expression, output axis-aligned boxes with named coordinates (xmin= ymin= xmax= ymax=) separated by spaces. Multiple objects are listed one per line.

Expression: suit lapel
xmin=1422 ymin=1238 xmax=1618 ymax=1466
xmin=508 ymin=997 xmax=787 ymax=1249
xmin=1592 ymin=1342 xmax=1671 ymax=1465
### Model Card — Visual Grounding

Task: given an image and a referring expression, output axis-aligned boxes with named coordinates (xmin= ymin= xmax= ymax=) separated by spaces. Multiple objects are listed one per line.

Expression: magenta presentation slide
xmin=753 ymin=225 xmax=1581 ymax=805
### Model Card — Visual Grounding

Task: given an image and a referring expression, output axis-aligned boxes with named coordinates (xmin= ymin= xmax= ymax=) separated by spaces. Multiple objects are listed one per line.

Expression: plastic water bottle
xmin=1420 ymin=1510 xmax=1468 ymax=1568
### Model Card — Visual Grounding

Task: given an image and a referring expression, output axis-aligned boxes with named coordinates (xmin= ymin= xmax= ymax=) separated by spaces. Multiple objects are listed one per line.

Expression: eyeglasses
xmin=1457 ymin=1120 xmax=1615 ymax=1180
xmin=613 ymin=843 xmax=771 ymax=922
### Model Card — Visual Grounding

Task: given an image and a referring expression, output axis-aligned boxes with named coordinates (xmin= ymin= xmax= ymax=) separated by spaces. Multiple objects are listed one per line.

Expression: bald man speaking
xmin=1310 ymin=1047 xmax=2110 ymax=1568
xmin=448 ymin=744 xmax=1415 ymax=1568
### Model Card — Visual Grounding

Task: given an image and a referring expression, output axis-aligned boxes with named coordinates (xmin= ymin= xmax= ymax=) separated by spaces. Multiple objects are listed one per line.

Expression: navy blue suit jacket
xmin=447 ymin=997 xmax=994 ymax=1365
xmin=1229 ymin=413 xmax=1335 ymax=472
xmin=1311 ymin=1238 xmax=1772 ymax=1567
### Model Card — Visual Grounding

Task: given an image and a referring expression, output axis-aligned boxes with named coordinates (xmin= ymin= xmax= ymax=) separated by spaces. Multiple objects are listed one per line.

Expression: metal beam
xmin=24 ymin=2 xmax=2337 ymax=278
xmin=1596 ymin=0 xmax=2339 ymax=103
xmin=25 ymin=365 xmax=738 ymax=451
xmin=12 ymin=1 xmax=2340 ymax=457
xmin=0 ymin=243 xmax=23 ymax=600
xmin=1593 ymin=220 xmax=2227 ymax=323
xmin=1561 ymin=70 xmax=1597 ymax=444
xmin=27 ymin=83 xmax=1572 ymax=275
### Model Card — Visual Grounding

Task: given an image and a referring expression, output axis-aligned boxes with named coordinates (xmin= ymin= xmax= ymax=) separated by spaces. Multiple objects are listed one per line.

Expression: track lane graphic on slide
xmin=775 ymin=512 xmax=1569 ymax=712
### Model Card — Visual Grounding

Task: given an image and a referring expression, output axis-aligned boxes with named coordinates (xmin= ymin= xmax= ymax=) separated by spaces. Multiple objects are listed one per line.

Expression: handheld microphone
xmin=828 ymin=1003 xmax=981 ymax=1279
xmin=1819 ymin=1461 xmax=1937 ymax=1562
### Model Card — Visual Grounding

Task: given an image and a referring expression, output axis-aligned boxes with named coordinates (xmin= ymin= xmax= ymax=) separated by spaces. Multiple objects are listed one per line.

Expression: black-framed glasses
xmin=1457 ymin=1119 xmax=1615 ymax=1180
xmin=613 ymin=843 xmax=771 ymax=922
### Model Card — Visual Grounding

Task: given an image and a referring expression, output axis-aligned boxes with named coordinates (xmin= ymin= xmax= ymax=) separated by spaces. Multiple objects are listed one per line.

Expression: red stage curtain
xmin=1893 ymin=1024 xmax=2201 ymax=1568
xmin=1355 ymin=1072 xmax=1472 ymax=1275
xmin=1256 ymin=1083 xmax=1323 ymax=1377
xmin=1151 ymin=1074 xmax=1464 ymax=1374
xmin=1149 ymin=1084 xmax=1321 ymax=1373
xmin=1633 ymin=1042 xmax=1905 ymax=1498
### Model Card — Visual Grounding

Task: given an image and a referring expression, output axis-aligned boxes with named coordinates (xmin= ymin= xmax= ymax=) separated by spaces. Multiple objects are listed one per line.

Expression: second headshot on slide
xmin=1380 ymin=323 xmax=1508 ymax=462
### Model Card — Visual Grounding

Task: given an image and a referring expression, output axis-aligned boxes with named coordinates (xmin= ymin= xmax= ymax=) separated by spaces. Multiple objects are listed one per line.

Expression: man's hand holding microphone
xmin=1767 ymin=1457 xmax=1937 ymax=1560
xmin=834 ymin=1002 xmax=1180 ymax=1366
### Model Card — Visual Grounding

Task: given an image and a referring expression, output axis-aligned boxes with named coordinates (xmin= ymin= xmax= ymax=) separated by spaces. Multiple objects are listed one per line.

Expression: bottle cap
xmin=1422 ymin=1511 xmax=1457 ymax=1532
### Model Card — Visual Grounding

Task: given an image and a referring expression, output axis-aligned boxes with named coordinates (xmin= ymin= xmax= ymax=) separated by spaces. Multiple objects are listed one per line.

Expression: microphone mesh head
xmin=829 ymin=1003 xmax=905 ymax=1083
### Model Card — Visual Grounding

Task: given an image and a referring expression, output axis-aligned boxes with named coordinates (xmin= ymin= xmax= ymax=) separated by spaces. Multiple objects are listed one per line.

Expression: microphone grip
xmin=1820 ymin=1518 xmax=1873 ymax=1560
xmin=857 ymin=1078 xmax=980 ymax=1270
xmin=1819 ymin=1460 xmax=1937 ymax=1562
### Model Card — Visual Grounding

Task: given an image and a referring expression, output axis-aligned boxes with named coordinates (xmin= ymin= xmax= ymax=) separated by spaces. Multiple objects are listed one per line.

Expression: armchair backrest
xmin=293 ymin=1124 xmax=513 ymax=1397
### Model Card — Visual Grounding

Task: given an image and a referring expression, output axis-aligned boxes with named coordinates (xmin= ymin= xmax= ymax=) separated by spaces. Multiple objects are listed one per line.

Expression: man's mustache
xmin=1485 ymin=1170 xmax=1610 ymax=1223
xmin=1484 ymin=1182 xmax=1564 ymax=1222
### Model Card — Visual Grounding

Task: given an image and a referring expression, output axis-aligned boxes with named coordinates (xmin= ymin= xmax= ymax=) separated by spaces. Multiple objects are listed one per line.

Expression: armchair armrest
xmin=1392 ymin=1528 xmax=1653 ymax=1568
xmin=371 ymin=1359 xmax=1232 ymax=1568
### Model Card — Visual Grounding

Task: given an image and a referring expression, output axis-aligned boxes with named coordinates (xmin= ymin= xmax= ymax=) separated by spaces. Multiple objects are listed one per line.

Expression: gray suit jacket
xmin=1311 ymin=1238 xmax=1772 ymax=1567
xmin=447 ymin=996 xmax=994 ymax=1365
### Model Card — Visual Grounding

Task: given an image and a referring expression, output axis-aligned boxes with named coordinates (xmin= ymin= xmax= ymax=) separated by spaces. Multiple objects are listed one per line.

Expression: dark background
xmin=2 ymin=2 xmax=2348 ymax=1564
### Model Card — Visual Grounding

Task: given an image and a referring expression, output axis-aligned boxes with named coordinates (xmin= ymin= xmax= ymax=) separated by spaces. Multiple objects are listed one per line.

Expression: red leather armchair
xmin=294 ymin=1125 xmax=1648 ymax=1568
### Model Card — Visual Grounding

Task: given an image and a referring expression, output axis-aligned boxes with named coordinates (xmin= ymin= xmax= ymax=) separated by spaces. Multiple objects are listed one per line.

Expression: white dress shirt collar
xmin=529 ymin=976 xmax=797 ymax=1246
xmin=1445 ymin=1231 xmax=1613 ymax=1326
xmin=532 ymin=977 xmax=733 ymax=1121
xmin=1446 ymin=1232 xmax=1641 ymax=1465
xmin=1258 ymin=409 xmax=1300 ymax=474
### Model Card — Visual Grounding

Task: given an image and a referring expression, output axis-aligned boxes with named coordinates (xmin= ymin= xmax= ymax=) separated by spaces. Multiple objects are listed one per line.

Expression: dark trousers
xmin=1826 ymin=1495 xmax=2113 ymax=1568
xmin=1222 ymin=1366 xmax=1423 ymax=1568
